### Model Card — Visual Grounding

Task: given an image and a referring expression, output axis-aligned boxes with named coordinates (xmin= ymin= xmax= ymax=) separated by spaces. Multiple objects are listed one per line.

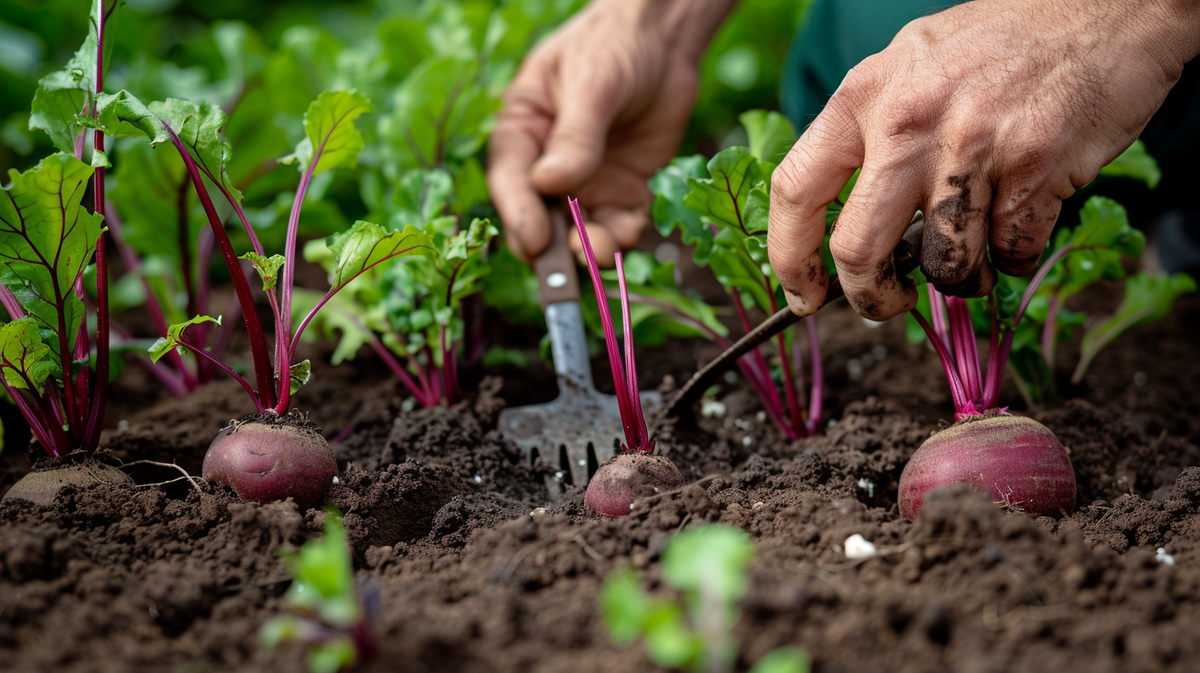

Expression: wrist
xmin=594 ymin=0 xmax=737 ymax=62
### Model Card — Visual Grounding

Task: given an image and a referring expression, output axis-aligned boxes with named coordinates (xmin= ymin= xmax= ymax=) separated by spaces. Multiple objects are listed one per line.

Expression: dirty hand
xmin=488 ymin=0 xmax=734 ymax=265
xmin=767 ymin=0 xmax=1200 ymax=320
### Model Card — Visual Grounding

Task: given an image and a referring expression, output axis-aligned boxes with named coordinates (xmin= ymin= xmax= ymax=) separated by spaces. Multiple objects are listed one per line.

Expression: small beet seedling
xmin=83 ymin=88 xmax=438 ymax=507
xmin=261 ymin=512 xmax=377 ymax=673
xmin=900 ymin=194 xmax=1194 ymax=519
xmin=601 ymin=525 xmax=808 ymax=673
xmin=570 ymin=198 xmax=683 ymax=518
xmin=650 ymin=111 xmax=826 ymax=440
xmin=0 ymin=0 xmax=127 ymax=504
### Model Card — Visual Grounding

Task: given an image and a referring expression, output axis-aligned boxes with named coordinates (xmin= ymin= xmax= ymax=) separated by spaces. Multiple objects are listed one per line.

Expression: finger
xmin=530 ymin=72 xmax=623 ymax=195
xmin=488 ymin=97 xmax=553 ymax=261
xmin=988 ymin=181 xmax=1062 ymax=277
xmin=828 ymin=162 xmax=923 ymax=320
xmin=569 ymin=222 xmax=620 ymax=268
xmin=589 ymin=205 xmax=650 ymax=250
xmin=767 ymin=103 xmax=865 ymax=316
xmin=921 ymin=173 xmax=996 ymax=297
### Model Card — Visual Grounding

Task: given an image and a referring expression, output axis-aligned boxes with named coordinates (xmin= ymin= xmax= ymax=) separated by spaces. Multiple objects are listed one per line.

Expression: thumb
xmin=531 ymin=86 xmax=620 ymax=194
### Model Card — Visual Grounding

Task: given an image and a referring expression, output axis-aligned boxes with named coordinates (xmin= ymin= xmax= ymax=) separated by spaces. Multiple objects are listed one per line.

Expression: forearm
xmin=598 ymin=0 xmax=740 ymax=63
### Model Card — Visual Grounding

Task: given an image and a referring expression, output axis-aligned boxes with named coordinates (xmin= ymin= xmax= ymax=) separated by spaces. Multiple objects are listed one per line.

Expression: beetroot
xmin=3 ymin=460 xmax=133 ymax=505
xmin=585 ymin=454 xmax=683 ymax=518
xmin=202 ymin=416 xmax=337 ymax=508
xmin=898 ymin=414 xmax=1075 ymax=519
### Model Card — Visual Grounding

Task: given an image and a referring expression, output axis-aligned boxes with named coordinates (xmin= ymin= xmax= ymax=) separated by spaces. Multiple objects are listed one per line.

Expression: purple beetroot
xmin=900 ymin=278 xmax=1077 ymax=519
xmin=202 ymin=416 xmax=337 ymax=508
xmin=898 ymin=414 xmax=1074 ymax=519
xmin=569 ymin=198 xmax=683 ymax=517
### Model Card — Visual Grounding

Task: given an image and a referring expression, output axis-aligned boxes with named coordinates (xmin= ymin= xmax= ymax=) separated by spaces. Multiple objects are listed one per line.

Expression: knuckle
xmin=770 ymin=159 xmax=806 ymax=206
xmin=829 ymin=232 xmax=877 ymax=277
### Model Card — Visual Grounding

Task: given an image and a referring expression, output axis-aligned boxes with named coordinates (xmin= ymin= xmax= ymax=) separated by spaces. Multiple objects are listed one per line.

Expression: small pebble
xmin=401 ymin=397 xmax=417 ymax=412
xmin=856 ymin=478 xmax=876 ymax=498
xmin=742 ymin=435 xmax=753 ymax=447
xmin=844 ymin=534 xmax=877 ymax=560
xmin=473 ymin=475 xmax=483 ymax=484
xmin=701 ymin=400 xmax=728 ymax=418
xmin=554 ymin=471 xmax=564 ymax=480
xmin=1134 ymin=371 xmax=1148 ymax=386
xmin=827 ymin=418 xmax=838 ymax=428
xmin=1156 ymin=547 xmax=1175 ymax=566
xmin=117 ymin=419 xmax=129 ymax=432
xmin=530 ymin=507 xmax=547 ymax=517
xmin=577 ymin=459 xmax=586 ymax=467
xmin=752 ymin=501 xmax=765 ymax=510
xmin=332 ymin=475 xmax=340 ymax=485
xmin=871 ymin=344 xmax=889 ymax=361
xmin=846 ymin=358 xmax=864 ymax=382
xmin=724 ymin=371 xmax=738 ymax=384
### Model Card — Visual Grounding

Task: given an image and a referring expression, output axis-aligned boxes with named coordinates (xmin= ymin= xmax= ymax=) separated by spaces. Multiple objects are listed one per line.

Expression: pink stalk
xmin=911 ymin=310 xmax=971 ymax=416
xmin=1040 ymin=291 xmax=1061 ymax=372
xmin=805 ymin=315 xmax=823 ymax=435
xmin=160 ymin=122 xmax=273 ymax=408
xmin=83 ymin=0 xmax=114 ymax=451
xmin=928 ymin=285 xmax=954 ymax=358
xmin=367 ymin=338 xmax=433 ymax=408
xmin=615 ymin=253 xmax=650 ymax=451
xmin=569 ymin=198 xmax=649 ymax=453
xmin=732 ymin=291 xmax=794 ymax=440
xmin=945 ymin=296 xmax=982 ymax=403
xmin=104 ymin=203 xmax=198 ymax=389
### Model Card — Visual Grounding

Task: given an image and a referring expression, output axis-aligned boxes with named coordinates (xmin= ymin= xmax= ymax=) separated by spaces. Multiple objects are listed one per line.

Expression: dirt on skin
xmin=1 ymin=289 xmax=1199 ymax=673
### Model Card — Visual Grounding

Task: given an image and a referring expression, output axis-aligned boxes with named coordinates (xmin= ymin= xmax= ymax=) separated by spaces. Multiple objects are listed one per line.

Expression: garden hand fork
xmin=498 ymin=205 xmax=659 ymax=490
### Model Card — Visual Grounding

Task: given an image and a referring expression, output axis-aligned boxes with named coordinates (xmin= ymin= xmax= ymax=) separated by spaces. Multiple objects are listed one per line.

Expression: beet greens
xmin=0 ymin=0 xmax=117 ymax=458
xmin=650 ymin=111 xmax=824 ymax=439
xmin=82 ymin=89 xmax=436 ymax=415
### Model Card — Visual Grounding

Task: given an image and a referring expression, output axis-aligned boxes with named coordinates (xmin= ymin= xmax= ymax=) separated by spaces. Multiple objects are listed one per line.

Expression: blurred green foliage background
xmin=0 ymin=0 xmax=808 ymax=177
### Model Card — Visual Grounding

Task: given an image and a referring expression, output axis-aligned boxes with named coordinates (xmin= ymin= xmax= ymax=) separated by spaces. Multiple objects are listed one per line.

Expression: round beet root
xmin=202 ymin=416 xmax=337 ymax=508
xmin=585 ymin=454 xmax=683 ymax=518
xmin=898 ymin=414 xmax=1075 ymax=519
xmin=2 ymin=459 xmax=132 ymax=505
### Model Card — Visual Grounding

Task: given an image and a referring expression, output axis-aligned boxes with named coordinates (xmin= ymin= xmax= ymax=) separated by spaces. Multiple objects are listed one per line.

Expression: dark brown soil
xmin=2 ymin=288 xmax=1199 ymax=673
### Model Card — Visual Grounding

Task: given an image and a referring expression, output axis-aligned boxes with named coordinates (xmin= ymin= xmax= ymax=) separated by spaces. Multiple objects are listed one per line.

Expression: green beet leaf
xmin=241 ymin=252 xmax=286 ymax=291
xmin=739 ymin=109 xmax=795 ymax=165
xmin=28 ymin=0 xmax=121 ymax=155
xmin=1098 ymin=140 xmax=1160 ymax=189
xmin=0 ymin=319 xmax=58 ymax=392
xmin=650 ymin=155 xmax=713 ymax=264
xmin=0 ymin=153 xmax=103 ymax=360
xmin=84 ymin=91 xmax=243 ymax=203
xmin=281 ymin=90 xmax=374 ymax=176
xmin=324 ymin=220 xmax=436 ymax=290
xmin=1074 ymin=271 xmax=1196 ymax=383
xmin=148 ymin=315 xmax=221 ymax=363
xmin=378 ymin=58 xmax=500 ymax=172
xmin=748 ymin=648 xmax=811 ymax=673
xmin=685 ymin=146 xmax=763 ymax=234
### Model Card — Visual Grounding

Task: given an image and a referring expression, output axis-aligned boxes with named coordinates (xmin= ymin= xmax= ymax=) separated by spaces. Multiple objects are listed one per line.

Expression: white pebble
xmin=473 ymin=475 xmax=483 ymax=484
xmin=856 ymin=478 xmax=876 ymax=498
xmin=742 ymin=435 xmax=753 ymax=447
xmin=1156 ymin=547 xmax=1175 ymax=566
xmin=701 ymin=400 xmax=728 ymax=418
xmin=331 ymin=475 xmax=340 ymax=485
xmin=724 ymin=371 xmax=738 ymax=384
xmin=844 ymin=534 xmax=877 ymax=560
xmin=846 ymin=358 xmax=864 ymax=382
xmin=529 ymin=507 xmax=547 ymax=517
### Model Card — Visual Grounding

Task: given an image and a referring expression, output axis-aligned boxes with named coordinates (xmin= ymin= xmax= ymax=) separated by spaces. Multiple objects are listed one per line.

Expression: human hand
xmin=767 ymin=0 xmax=1200 ymax=320
xmin=488 ymin=0 xmax=733 ymax=266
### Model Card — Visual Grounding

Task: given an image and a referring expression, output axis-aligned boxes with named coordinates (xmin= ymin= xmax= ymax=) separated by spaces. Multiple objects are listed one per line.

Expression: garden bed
xmin=2 ymin=288 xmax=1198 ymax=673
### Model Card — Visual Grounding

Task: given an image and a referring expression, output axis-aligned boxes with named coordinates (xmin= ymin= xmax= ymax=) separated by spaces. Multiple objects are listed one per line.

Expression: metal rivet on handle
xmin=546 ymin=272 xmax=567 ymax=288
